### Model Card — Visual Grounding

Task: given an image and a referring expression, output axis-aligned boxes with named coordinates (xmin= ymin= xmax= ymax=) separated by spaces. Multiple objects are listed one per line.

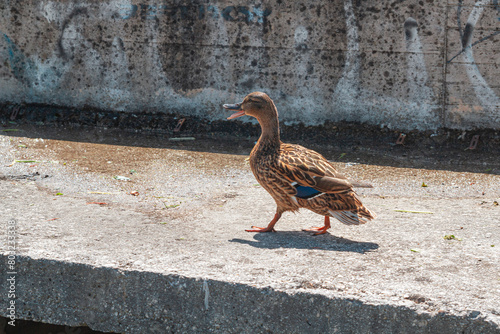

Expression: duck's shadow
xmin=229 ymin=231 xmax=379 ymax=254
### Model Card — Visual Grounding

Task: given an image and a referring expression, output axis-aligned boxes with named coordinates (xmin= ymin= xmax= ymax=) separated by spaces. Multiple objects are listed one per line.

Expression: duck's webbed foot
xmin=302 ymin=216 xmax=331 ymax=235
xmin=245 ymin=226 xmax=276 ymax=233
xmin=246 ymin=212 xmax=281 ymax=233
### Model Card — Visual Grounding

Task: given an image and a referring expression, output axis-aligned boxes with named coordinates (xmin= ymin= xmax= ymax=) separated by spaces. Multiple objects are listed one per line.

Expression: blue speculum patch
xmin=294 ymin=184 xmax=322 ymax=199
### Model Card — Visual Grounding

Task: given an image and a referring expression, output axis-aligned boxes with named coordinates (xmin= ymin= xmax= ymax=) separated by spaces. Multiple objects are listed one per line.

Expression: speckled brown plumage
xmin=223 ymin=92 xmax=375 ymax=235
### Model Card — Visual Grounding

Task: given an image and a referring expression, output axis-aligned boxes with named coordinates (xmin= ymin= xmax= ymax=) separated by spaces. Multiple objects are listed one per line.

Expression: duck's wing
xmin=277 ymin=144 xmax=354 ymax=195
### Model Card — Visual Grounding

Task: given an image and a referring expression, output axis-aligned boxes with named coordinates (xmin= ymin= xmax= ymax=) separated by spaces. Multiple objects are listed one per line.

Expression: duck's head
xmin=223 ymin=92 xmax=278 ymax=122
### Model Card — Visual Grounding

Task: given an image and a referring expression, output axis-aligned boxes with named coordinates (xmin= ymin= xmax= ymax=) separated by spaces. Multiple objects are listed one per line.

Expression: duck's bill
xmin=223 ymin=103 xmax=246 ymax=120
xmin=227 ymin=111 xmax=246 ymax=120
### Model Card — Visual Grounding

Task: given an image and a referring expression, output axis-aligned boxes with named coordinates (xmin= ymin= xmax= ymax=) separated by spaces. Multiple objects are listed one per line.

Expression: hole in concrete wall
xmin=1 ymin=317 xmax=112 ymax=334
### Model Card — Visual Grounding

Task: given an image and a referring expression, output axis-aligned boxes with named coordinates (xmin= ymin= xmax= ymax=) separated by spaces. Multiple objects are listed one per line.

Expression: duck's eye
xmin=249 ymin=99 xmax=263 ymax=108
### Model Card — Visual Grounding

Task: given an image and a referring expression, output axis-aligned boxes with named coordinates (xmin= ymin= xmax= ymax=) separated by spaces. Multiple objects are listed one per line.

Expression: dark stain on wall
xmin=461 ymin=23 xmax=473 ymax=49
xmin=404 ymin=17 xmax=418 ymax=41
xmin=149 ymin=3 xmax=273 ymax=92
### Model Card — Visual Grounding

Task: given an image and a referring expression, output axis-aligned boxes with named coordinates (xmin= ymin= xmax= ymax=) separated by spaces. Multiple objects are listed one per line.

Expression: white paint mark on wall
xmin=404 ymin=17 xmax=435 ymax=119
xmin=330 ymin=1 xmax=440 ymax=129
xmin=284 ymin=24 xmax=326 ymax=124
xmin=332 ymin=0 xmax=361 ymax=122
xmin=41 ymin=1 xmax=60 ymax=24
xmin=294 ymin=26 xmax=308 ymax=45
xmin=203 ymin=280 xmax=209 ymax=311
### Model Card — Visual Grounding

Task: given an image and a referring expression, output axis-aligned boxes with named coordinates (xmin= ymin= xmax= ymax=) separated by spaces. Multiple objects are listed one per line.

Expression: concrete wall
xmin=0 ymin=0 xmax=499 ymax=130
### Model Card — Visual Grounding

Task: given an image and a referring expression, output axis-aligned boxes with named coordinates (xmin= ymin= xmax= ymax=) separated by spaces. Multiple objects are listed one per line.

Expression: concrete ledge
xmin=2 ymin=255 xmax=499 ymax=334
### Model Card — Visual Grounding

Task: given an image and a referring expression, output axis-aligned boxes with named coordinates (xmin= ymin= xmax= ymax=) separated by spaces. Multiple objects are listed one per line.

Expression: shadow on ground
xmin=229 ymin=231 xmax=379 ymax=253
xmin=1 ymin=104 xmax=500 ymax=175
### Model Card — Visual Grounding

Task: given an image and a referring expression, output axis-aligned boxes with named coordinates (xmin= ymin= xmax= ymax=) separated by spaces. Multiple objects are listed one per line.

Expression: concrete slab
xmin=0 ymin=125 xmax=499 ymax=333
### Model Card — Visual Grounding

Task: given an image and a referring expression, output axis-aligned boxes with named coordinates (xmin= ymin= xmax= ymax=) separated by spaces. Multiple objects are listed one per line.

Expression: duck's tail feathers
xmin=328 ymin=206 xmax=376 ymax=226
xmin=349 ymin=180 xmax=374 ymax=188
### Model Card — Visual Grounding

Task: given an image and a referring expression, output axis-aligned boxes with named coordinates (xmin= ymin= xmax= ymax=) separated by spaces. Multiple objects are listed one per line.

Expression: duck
xmin=223 ymin=92 xmax=375 ymax=235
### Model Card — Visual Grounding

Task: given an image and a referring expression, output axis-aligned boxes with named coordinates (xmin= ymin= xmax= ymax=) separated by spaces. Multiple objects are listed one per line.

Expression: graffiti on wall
xmin=448 ymin=1 xmax=500 ymax=63
xmin=334 ymin=0 xmax=499 ymax=128
xmin=445 ymin=0 xmax=500 ymax=125
xmin=0 ymin=1 xmax=498 ymax=129
xmin=332 ymin=0 xmax=440 ymax=128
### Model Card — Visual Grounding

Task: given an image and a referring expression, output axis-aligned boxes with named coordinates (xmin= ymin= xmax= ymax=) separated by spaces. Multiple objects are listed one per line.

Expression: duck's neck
xmin=255 ymin=115 xmax=280 ymax=155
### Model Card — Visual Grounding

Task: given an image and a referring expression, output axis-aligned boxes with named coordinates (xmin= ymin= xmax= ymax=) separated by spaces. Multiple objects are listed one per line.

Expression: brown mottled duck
xmin=223 ymin=92 xmax=375 ymax=235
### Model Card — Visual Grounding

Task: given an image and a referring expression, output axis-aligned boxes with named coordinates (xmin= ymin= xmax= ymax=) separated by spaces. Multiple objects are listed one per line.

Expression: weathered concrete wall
xmin=0 ymin=0 xmax=499 ymax=130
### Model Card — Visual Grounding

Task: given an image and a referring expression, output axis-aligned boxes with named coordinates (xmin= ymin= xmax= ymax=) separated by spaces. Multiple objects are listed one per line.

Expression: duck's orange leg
xmin=303 ymin=216 xmax=331 ymax=235
xmin=246 ymin=212 xmax=282 ymax=233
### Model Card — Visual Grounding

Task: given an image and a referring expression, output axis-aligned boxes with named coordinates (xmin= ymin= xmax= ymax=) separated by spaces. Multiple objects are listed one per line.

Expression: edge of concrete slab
xmin=1 ymin=255 xmax=499 ymax=334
